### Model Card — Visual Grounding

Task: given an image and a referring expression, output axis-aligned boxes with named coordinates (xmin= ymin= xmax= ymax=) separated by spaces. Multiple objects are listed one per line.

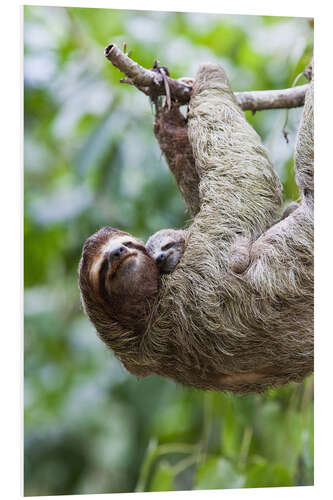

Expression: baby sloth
xmin=146 ymin=229 xmax=186 ymax=274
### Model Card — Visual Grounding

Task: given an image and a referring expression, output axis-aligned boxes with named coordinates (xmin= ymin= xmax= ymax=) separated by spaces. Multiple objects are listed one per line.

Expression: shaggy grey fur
xmin=140 ymin=64 xmax=313 ymax=392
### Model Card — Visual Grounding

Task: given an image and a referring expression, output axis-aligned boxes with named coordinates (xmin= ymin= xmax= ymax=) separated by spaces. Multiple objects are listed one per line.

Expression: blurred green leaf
xmin=195 ymin=457 xmax=245 ymax=490
xmin=282 ymin=157 xmax=301 ymax=201
xmin=149 ymin=460 xmax=174 ymax=492
xmin=245 ymin=461 xmax=293 ymax=488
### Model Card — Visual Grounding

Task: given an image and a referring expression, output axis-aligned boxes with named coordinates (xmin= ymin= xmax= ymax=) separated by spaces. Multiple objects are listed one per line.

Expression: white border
xmin=22 ymin=0 xmax=315 ymax=17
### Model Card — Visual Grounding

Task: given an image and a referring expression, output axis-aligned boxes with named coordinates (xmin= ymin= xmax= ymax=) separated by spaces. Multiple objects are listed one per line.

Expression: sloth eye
xmin=162 ymin=242 xmax=175 ymax=251
xmin=123 ymin=240 xmax=146 ymax=253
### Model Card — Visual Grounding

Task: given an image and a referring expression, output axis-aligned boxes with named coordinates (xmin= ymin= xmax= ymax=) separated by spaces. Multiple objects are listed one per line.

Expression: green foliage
xmin=24 ymin=5 xmax=313 ymax=496
xmin=282 ymin=157 xmax=301 ymax=201
xmin=244 ymin=461 xmax=293 ymax=488
xmin=195 ymin=458 xmax=245 ymax=489
xmin=149 ymin=460 xmax=174 ymax=492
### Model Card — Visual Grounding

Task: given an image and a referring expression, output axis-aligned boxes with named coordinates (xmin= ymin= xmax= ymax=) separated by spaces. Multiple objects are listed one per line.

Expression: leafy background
xmin=24 ymin=6 xmax=314 ymax=496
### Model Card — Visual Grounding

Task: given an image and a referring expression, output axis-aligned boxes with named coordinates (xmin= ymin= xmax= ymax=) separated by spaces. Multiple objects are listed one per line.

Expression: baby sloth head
xmin=146 ymin=229 xmax=185 ymax=274
xmin=79 ymin=227 xmax=159 ymax=335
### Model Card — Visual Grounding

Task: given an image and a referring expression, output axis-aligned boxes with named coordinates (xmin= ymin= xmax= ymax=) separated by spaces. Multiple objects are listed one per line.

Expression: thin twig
xmin=160 ymin=67 xmax=171 ymax=110
xmin=105 ymin=43 xmax=309 ymax=111
xmin=282 ymin=72 xmax=306 ymax=142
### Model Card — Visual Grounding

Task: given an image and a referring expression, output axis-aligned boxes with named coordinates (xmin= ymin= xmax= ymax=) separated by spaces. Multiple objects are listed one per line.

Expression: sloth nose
xmin=156 ymin=252 xmax=166 ymax=264
xmin=109 ymin=245 xmax=127 ymax=261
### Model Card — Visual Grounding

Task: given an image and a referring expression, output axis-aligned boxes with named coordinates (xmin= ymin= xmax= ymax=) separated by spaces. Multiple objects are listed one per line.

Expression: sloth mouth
xmin=98 ymin=252 xmax=137 ymax=300
xmin=110 ymin=252 xmax=137 ymax=276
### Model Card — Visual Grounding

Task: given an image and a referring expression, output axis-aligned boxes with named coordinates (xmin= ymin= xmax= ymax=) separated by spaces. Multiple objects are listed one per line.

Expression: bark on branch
xmin=105 ymin=43 xmax=309 ymax=111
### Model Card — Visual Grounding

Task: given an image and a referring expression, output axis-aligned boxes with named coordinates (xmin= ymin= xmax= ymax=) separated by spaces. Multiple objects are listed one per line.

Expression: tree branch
xmin=105 ymin=43 xmax=309 ymax=111
xmin=234 ymin=86 xmax=308 ymax=111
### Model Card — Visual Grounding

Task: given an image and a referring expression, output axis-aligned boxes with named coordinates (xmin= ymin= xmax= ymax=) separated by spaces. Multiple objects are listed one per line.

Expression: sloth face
xmin=146 ymin=229 xmax=185 ymax=274
xmin=79 ymin=227 xmax=159 ymax=317
xmin=94 ymin=234 xmax=155 ymax=298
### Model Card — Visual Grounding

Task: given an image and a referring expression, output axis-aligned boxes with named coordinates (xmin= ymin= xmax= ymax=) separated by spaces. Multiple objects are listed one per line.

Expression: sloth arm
xmin=154 ymin=64 xmax=283 ymax=255
xmin=186 ymin=63 xmax=282 ymax=251
xmin=154 ymin=105 xmax=200 ymax=216
xmin=242 ymin=78 xmax=313 ymax=293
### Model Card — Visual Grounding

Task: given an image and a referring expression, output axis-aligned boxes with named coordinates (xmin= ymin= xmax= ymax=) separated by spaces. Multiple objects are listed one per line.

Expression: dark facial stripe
xmin=161 ymin=241 xmax=176 ymax=251
xmin=98 ymin=258 xmax=110 ymax=301
xmin=125 ymin=241 xmax=148 ymax=254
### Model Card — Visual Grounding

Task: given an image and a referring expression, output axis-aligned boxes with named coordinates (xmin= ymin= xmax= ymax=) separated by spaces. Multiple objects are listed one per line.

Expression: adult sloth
xmin=79 ymin=64 xmax=313 ymax=393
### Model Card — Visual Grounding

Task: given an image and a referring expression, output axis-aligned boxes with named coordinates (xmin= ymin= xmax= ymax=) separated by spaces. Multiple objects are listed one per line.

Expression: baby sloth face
xmin=146 ymin=229 xmax=185 ymax=274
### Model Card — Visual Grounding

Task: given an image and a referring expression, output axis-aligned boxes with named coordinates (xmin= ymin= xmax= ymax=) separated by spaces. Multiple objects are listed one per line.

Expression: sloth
xmin=79 ymin=63 xmax=313 ymax=393
xmin=146 ymin=229 xmax=186 ymax=274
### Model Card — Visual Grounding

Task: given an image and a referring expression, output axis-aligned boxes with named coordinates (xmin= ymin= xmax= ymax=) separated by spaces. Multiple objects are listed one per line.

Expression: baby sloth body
xmin=146 ymin=229 xmax=186 ymax=274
